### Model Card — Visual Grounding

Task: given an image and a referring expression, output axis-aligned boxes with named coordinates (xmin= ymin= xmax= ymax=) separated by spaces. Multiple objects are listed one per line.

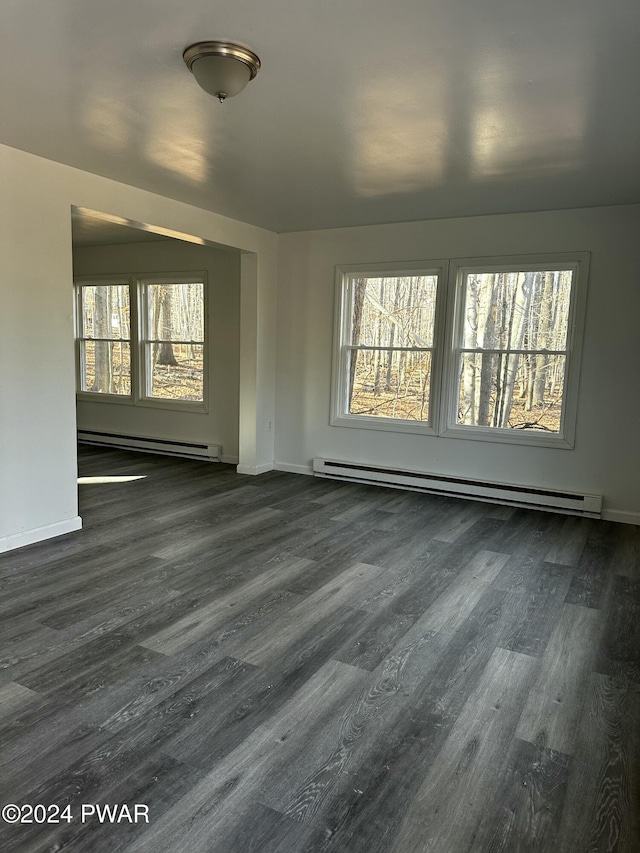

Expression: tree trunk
xmin=385 ymin=278 xmax=401 ymax=392
xmin=461 ymin=277 xmax=478 ymax=423
xmin=93 ymin=286 xmax=113 ymax=392
xmin=477 ymin=274 xmax=497 ymax=426
xmin=497 ymin=272 xmax=534 ymax=427
xmin=155 ymin=286 xmax=178 ymax=366
xmin=348 ymin=278 xmax=366 ymax=409
xmin=532 ymin=271 xmax=554 ymax=407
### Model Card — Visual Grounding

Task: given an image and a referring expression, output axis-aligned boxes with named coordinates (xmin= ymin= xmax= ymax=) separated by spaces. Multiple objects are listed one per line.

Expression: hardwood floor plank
xmin=261 ymin=629 xmax=453 ymax=821
xmin=565 ymin=540 xmax=613 ymax=609
xmin=596 ymin=575 xmax=640 ymax=685
xmin=140 ymin=556 xmax=315 ymax=655
xmin=290 ymin=592 xmax=511 ymax=853
xmin=202 ymin=803 xmax=307 ymax=853
xmin=485 ymin=503 xmax=516 ymax=520
xmin=149 ymin=482 xmax=268 ymax=525
xmin=431 ymin=501 xmax=486 ymax=543
xmin=354 ymin=525 xmax=444 ymax=574
xmin=124 ymin=660 xmax=369 ymax=853
xmin=233 ymin=562 xmax=384 ymax=666
xmin=0 ymin=623 xmax=63 ymax=686
xmin=0 ymin=681 xmax=39 ymax=722
xmin=104 ymin=656 xmax=259 ymax=758
xmin=411 ymin=587 xmax=513 ymax=718
xmin=2 ymin=752 xmax=207 ymax=853
xmin=37 ymin=584 xmax=181 ymax=638
xmin=420 ymin=549 xmax=510 ymax=632
xmin=15 ymin=636 xmax=167 ymax=699
xmin=612 ymin=524 xmax=640 ymax=581
xmin=498 ymin=564 xmax=573 ymax=657
xmin=474 ymin=737 xmax=572 ymax=852
xmin=288 ymin=708 xmax=452 ymax=853
xmin=484 ymin=508 xmax=566 ymax=560
xmin=2 ymin=658 xmax=253 ymax=825
xmin=493 ymin=554 xmax=572 ymax=593
xmin=162 ymin=611 xmax=373 ymax=770
xmin=343 ymin=543 xmax=448 ymax=614
xmin=331 ymin=606 xmax=417 ymax=671
xmin=515 ymin=603 xmax=601 ymax=753
xmin=328 ymin=489 xmax=406 ymax=524
xmin=83 ymin=643 xmax=263 ymax=734
xmin=0 ymin=714 xmax=109 ymax=805
xmin=150 ymin=506 xmax=286 ymax=560
xmin=128 ymin=585 xmax=301 ymax=669
xmin=557 ymin=673 xmax=640 ymax=853
xmin=390 ymin=647 xmax=537 ymax=853
xmin=545 ymin=515 xmax=590 ymax=566
xmin=1 ymin=446 xmax=637 ymax=853
xmin=294 ymin=519 xmax=393 ymax=565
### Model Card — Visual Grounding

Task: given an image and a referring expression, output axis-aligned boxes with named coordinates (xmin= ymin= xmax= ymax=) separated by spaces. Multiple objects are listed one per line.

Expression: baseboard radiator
xmin=78 ymin=430 xmax=220 ymax=462
xmin=313 ymin=458 xmax=602 ymax=518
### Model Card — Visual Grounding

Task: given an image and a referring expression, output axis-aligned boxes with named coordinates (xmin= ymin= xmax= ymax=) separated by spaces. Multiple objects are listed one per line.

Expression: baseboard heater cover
xmin=313 ymin=458 xmax=602 ymax=518
xmin=78 ymin=430 xmax=220 ymax=462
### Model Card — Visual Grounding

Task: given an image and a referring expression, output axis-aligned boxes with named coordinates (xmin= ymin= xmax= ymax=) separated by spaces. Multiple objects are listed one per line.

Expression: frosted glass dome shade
xmin=183 ymin=42 xmax=261 ymax=102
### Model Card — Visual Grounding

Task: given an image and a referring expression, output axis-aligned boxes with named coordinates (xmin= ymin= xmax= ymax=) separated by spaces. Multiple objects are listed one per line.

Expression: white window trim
xmin=137 ymin=274 xmax=208 ymax=413
xmin=331 ymin=252 xmax=590 ymax=449
xmin=75 ymin=272 xmax=209 ymax=413
xmin=439 ymin=252 xmax=589 ymax=448
xmin=331 ymin=260 xmax=448 ymax=435
xmin=75 ymin=275 xmax=134 ymax=404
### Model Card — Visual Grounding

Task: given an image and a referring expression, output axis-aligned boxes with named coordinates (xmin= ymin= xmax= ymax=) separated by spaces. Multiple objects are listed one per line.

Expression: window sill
xmin=330 ymin=413 xmax=436 ymax=436
xmin=138 ymin=397 xmax=208 ymax=414
xmin=76 ymin=392 xmax=208 ymax=414
xmin=76 ymin=392 xmax=132 ymax=405
xmin=329 ymin=413 xmax=574 ymax=448
xmin=440 ymin=424 xmax=574 ymax=449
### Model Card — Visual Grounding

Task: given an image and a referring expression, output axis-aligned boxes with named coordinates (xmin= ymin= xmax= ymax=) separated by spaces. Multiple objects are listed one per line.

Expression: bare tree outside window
xmin=79 ymin=284 xmax=131 ymax=395
xmin=144 ymin=281 xmax=205 ymax=402
xmin=457 ymin=269 xmax=573 ymax=432
xmin=346 ymin=274 xmax=438 ymax=421
xmin=334 ymin=255 xmax=586 ymax=446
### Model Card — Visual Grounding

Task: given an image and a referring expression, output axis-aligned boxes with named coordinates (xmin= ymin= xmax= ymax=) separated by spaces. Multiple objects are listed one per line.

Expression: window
xmin=75 ymin=274 xmax=207 ymax=410
xmin=332 ymin=253 xmax=588 ymax=447
xmin=331 ymin=262 xmax=446 ymax=435
xmin=77 ymin=281 xmax=131 ymax=396
xmin=140 ymin=278 xmax=205 ymax=403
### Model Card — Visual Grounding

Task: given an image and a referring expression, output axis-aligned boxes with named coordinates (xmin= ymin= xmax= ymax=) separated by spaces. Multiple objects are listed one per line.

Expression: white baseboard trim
xmin=602 ymin=509 xmax=640 ymax=525
xmin=274 ymin=461 xmax=313 ymax=475
xmin=236 ymin=462 xmax=274 ymax=476
xmin=0 ymin=516 xmax=83 ymax=554
xmin=220 ymin=455 xmax=240 ymax=465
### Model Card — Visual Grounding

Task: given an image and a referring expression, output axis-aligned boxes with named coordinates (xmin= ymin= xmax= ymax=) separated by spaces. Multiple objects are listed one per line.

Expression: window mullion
xmin=458 ymin=348 xmax=567 ymax=356
xmin=129 ymin=277 xmax=141 ymax=403
xmin=345 ymin=345 xmax=433 ymax=353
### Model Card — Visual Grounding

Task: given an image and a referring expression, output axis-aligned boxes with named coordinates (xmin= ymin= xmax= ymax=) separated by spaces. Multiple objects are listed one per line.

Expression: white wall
xmin=73 ymin=240 xmax=241 ymax=462
xmin=2 ymin=138 xmax=637 ymax=553
xmin=275 ymin=205 xmax=640 ymax=522
xmin=0 ymin=142 xmax=278 ymax=552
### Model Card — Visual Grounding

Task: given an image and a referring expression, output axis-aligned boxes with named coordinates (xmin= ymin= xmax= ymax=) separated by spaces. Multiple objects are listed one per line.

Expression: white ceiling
xmin=4 ymin=0 xmax=640 ymax=233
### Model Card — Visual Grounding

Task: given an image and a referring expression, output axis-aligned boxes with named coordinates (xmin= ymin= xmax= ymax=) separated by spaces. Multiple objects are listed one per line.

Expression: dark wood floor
xmin=1 ymin=446 xmax=639 ymax=852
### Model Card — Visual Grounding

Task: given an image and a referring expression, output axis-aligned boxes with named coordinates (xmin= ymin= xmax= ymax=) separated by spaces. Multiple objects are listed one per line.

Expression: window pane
xmin=462 ymin=270 xmax=573 ymax=351
xmin=82 ymin=285 xmax=130 ymax=340
xmin=348 ymin=348 xmax=432 ymax=421
xmin=148 ymin=343 xmax=204 ymax=402
xmin=147 ymin=282 xmax=204 ymax=342
xmin=351 ymin=275 xmax=438 ymax=348
xmin=457 ymin=352 xmax=566 ymax=432
xmin=81 ymin=340 xmax=131 ymax=395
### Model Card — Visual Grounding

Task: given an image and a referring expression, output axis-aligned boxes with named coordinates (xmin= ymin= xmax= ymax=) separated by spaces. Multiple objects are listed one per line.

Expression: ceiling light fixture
xmin=183 ymin=41 xmax=261 ymax=102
